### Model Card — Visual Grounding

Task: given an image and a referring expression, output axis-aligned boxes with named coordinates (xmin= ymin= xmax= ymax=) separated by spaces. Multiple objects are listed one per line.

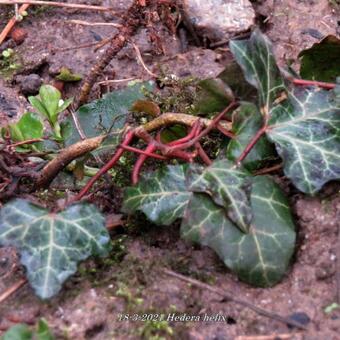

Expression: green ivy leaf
xmin=229 ymin=29 xmax=286 ymax=114
xmin=226 ymin=102 xmax=276 ymax=170
xmin=63 ymin=81 xmax=154 ymax=155
xmin=187 ymin=160 xmax=252 ymax=232
xmin=267 ymin=87 xmax=340 ymax=194
xmin=181 ymin=176 xmax=296 ymax=287
xmin=0 ymin=199 xmax=111 ymax=299
xmin=299 ymin=35 xmax=340 ymax=82
xmin=123 ymin=165 xmax=191 ymax=225
xmin=2 ymin=324 xmax=32 ymax=340
xmin=193 ymin=78 xmax=234 ymax=116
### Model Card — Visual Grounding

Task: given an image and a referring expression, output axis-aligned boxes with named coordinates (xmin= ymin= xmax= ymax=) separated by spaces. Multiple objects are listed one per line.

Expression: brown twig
xmin=36 ymin=135 xmax=105 ymax=188
xmin=0 ymin=1 xmax=115 ymax=12
xmin=131 ymin=41 xmax=158 ymax=78
xmin=253 ymin=163 xmax=283 ymax=176
xmin=162 ymin=268 xmax=308 ymax=330
xmin=0 ymin=3 xmax=29 ymax=45
xmin=0 ymin=278 xmax=27 ymax=304
xmin=73 ymin=1 xmax=143 ymax=108
xmin=67 ymin=20 xmax=122 ymax=28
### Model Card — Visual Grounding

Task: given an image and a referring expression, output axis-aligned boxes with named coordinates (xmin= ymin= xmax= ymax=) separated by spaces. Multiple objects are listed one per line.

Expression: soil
xmin=0 ymin=1 xmax=340 ymax=339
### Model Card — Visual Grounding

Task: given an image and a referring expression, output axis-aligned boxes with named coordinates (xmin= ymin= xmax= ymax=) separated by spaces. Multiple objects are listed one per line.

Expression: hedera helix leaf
xmin=187 ymin=160 xmax=252 ymax=232
xmin=63 ymin=81 xmax=154 ymax=155
xmin=123 ymin=165 xmax=191 ymax=225
xmin=267 ymin=87 xmax=340 ymax=194
xmin=181 ymin=176 xmax=296 ymax=287
xmin=229 ymin=29 xmax=286 ymax=115
xmin=226 ymin=102 xmax=276 ymax=170
xmin=0 ymin=199 xmax=111 ymax=299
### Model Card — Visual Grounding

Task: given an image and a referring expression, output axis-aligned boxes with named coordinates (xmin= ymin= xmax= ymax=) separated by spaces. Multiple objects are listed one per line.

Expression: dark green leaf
xmin=267 ymin=87 xmax=340 ymax=194
xmin=188 ymin=160 xmax=252 ymax=232
xmin=181 ymin=176 xmax=296 ymax=287
xmin=123 ymin=165 xmax=191 ymax=225
xmin=63 ymin=81 xmax=154 ymax=155
xmin=218 ymin=60 xmax=257 ymax=102
xmin=193 ymin=78 xmax=234 ymax=116
xmin=2 ymin=324 xmax=32 ymax=340
xmin=229 ymin=29 xmax=286 ymax=114
xmin=299 ymin=35 xmax=340 ymax=82
xmin=0 ymin=199 xmax=111 ymax=299
xmin=226 ymin=102 xmax=276 ymax=170
xmin=160 ymin=124 xmax=187 ymax=144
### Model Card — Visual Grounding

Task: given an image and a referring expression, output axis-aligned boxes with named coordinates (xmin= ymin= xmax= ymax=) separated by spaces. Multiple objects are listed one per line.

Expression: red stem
xmin=195 ymin=142 xmax=212 ymax=165
xmin=216 ymin=123 xmax=235 ymax=139
xmin=73 ymin=130 xmax=134 ymax=201
xmin=236 ymin=125 xmax=267 ymax=164
xmin=293 ymin=78 xmax=335 ymax=90
xmin=132 ymin=142 xmax=156 ymax=184
xmin=168 ymin=101 xmax=238 ymax=152
xmin=167 ymin=120 xmax=201 ymax=146
xmin=121 ymin=145 xmax=167 ymax=160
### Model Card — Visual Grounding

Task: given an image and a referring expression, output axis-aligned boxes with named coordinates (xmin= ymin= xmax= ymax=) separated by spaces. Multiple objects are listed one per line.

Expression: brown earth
xmin=0 ymin=1 xmax=339 ymax=339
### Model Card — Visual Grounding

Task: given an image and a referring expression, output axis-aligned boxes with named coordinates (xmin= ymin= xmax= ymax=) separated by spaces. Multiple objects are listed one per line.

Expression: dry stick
xmin=0 ymin=3 xmax=29 ymax=45
xmin=162 ymin=269 xmax=308 ymax=330
xmin=36 ymin=135 xmax=105 ymax=188
xmin=0 ymin=0 xmax=115 ymax=12
xmin=253 ymin=163 xmax=283 ymax=176
xmin=96 ymin=77 xmax=136 ymax=85
xmin=131 ymin=42 xmax=158 ymax=78
xmin=73 ymin=1 xmax=142 ymax=109
xmin=0 ymin=278 xmax=27 ymax=304
xmin=67 ymin=20 xmax=122 ymax=28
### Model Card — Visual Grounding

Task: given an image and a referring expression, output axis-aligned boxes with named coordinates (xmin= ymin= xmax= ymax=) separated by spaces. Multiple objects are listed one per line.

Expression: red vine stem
xmin=132 ymin=142 xmax=156 ymax=184
xmin=292 ymin=78 xmax=336 ymax=90
xmin=236 ymin=125 xmax=267 ymax=165
xmin=73 ymin=130 xmax=134 ymax=201
xmin=121 ymin=145 xmax=167 ymax=160
xmin=167 ymin=101 xmax=238 ymax=152
xmin=195 ymin=142 xmax=212 ymax=165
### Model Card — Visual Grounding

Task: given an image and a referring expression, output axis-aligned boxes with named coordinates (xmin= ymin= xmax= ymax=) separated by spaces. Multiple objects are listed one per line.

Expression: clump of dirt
xmin=0 ymin=0 xmax=339 ymax=339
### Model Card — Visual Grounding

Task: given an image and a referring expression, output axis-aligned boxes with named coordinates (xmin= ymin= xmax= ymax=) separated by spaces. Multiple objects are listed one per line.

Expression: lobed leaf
xmin=267 ymin=87 xmax=340 ymax=194
xmin=226 ymin=102 xmax=276 ymax=170
xmin=123 ymin=165 xmax=191 ymax=225
xmin=229 ymin=29 xmax=286 ymax=115
xmin=181 ymin=176 xmax=296 ymax=287
xmin=187 ymin=160 xmax=252 ymax=232
xmin=63 ymin=81 xmax=153 ymax=155
xmin=0 ymin=199 xmax=111 ymax=299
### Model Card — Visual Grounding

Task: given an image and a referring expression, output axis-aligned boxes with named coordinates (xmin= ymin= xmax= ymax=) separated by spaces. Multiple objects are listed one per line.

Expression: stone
xmin=15 ymin=74 xmax=42 ymax=95
xmin=183 ymin=0 xmax=255 ymax=41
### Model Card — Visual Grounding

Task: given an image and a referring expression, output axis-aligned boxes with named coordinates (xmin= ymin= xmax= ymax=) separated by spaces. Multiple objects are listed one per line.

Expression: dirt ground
xmin=0 ymin=0 xmax=340 ymax=339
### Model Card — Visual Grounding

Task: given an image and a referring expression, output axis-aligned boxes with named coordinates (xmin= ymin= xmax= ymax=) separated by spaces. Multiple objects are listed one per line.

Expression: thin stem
xmin=195 ymin=142 xmax=212 ymax=165
xmin=121 ymin=145 xmax=167 ymax=160
xmin=132 ymin=142 xmax=156 ymax=184
xmin=236 ymin=125 xmax=267 ymax=165
xmin=292 ymin=78 xmax=335 ymax=90
xmin=167 ymin=101 xmax=238 ymax=152
xmin=73 ymin=130 xmax=134 ymax=202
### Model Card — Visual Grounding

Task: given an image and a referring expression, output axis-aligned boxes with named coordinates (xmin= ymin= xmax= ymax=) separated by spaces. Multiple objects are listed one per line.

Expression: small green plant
xmin=0 ymin=48 xmax=21 ymax=77
xmin=2 ymin=318 xmax=54 ymax=340
xmin=28 ymin=85 xmax=73 ymax=140
xmin=138 ymin=320 xmax=173 ymax=340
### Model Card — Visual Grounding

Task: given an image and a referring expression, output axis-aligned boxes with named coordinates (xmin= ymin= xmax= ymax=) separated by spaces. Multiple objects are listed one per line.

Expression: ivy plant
xmin=0 ymin=30 xmax=339 ymax=298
